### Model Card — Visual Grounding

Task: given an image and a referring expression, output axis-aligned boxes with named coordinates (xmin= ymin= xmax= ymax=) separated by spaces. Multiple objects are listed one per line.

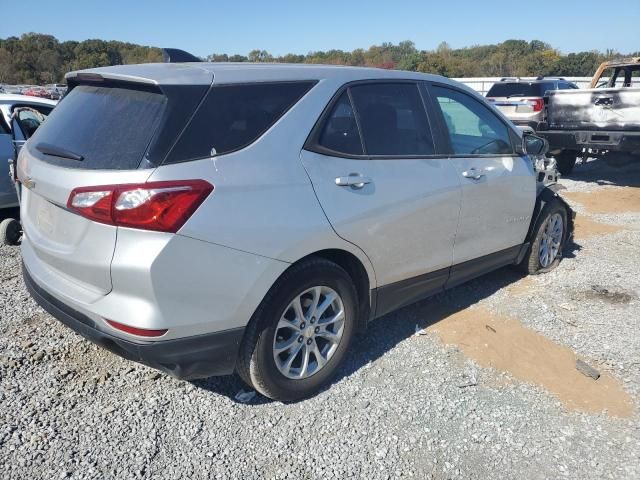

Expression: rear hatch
xmin=19 ymin=73 xmax=210 ymax=297
xmin=545 ymin=88 xmax=640 ymax=131
xmin=486 ymin=82 xmax=551 ymax=118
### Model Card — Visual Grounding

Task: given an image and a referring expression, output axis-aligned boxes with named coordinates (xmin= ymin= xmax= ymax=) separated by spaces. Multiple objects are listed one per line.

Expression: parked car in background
xmin=23 ymin=87 xmax=54 ymax=100
xmin=44 ymin=83 xmax=67 ymax=100
xmin=0 ymin=85 xmax=23 ymax=95
xmin=486 ymin=77 xmax=578 ymax=133
xmin=0 ymin=94 xmax=57 ymax=214
xmin=538 ymin=57 xmax=640 ymax=174
xmin=19 ymin=61 xmax=573 ymax=401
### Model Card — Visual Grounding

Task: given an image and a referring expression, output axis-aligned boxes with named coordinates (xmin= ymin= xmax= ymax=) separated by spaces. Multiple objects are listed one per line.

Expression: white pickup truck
xmin=538 ymin=57 xmax=640 ymax=174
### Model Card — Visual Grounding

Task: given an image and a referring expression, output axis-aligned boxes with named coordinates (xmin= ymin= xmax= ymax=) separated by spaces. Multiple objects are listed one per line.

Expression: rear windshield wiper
xmin=506 ymin=94 xmax=525 ymax=98
xmin=35 ymin=142 xmax=84 ymax=161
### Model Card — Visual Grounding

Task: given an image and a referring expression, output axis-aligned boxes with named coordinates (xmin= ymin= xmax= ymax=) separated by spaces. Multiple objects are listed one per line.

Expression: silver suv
xmin=486 ymin=77 xmax=578 ymax=132
xmin=19 ymin=61 xmax=574 ymax=401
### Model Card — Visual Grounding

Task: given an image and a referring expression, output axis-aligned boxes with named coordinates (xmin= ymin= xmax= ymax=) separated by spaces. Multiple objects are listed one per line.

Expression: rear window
xmin=29 ymin=85 xmax=166 ymax=170
xmin=166 ymin=81 xmax=315 ymax=163
xmin=486 ymin=82 xmax=556 ymax=98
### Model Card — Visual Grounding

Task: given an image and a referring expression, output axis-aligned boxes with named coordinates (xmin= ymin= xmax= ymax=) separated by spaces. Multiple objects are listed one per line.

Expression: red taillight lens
xmin=531 ymin=98 xmax=544 ymax=112
xmin=106 ymin=319 xmax=168 ymax=338
xmin=67 ymin=180 xmax=213 ymax=233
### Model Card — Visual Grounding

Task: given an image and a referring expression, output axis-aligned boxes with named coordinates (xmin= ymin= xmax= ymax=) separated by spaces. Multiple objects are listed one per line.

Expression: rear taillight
xmin=515 ymin=98 xmax=544 ymax=113
xmin=106 ymin=319 xmax=168 ymax=337
xmin=67 ymin=180 xmax=213 ymax=233
xmin=530 ymin=98 xmax=544 ymax=112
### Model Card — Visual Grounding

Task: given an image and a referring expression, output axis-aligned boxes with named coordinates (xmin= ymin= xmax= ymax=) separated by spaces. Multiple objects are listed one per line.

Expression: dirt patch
xmin=505 ymin=276 xmax=537 ymax=297
xmin=564 ymin=188 xmax=640 ymax=215
xmin=426 ymin=306 xmax=634 ymax=417
xmin=575 ymin=285 xmax=635 ymax=305
xmin=573 ymin=216 xmax=623 ymax=240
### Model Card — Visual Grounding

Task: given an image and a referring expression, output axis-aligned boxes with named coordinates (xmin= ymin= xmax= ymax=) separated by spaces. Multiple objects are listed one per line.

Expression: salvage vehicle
xmin=0 ymin=94 xmax=56 ymax=244
xmin=486 ymin=77 xmax=578 ymax=132
xmin=538 ymin=57 xmax=640 ymax=174
xmin=19 ymin=56 xmax=574 ymax=401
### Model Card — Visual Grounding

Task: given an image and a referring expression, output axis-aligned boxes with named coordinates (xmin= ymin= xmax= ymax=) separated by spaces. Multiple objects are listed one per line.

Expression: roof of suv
xmin=66 ymin=62 xmax=452 ymax=87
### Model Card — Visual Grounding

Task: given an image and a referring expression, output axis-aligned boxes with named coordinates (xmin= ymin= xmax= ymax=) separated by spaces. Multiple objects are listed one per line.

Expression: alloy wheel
xmin=272 ymin=286 xmax=345 ymax=379
xmin=539 ymin=213 xmax=564 ymax=268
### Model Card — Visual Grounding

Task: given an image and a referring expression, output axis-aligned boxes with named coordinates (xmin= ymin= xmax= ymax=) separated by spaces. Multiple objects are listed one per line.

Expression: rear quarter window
xmin=166 ymin=81 xmax=316 ymax=163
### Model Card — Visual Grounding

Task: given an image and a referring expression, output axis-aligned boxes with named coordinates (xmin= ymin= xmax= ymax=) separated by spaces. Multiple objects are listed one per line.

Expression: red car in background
xmin=23 ymin=87 xmax=54 ymax=100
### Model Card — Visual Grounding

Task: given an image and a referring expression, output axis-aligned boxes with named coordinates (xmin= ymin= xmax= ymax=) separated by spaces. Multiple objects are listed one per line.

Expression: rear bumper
xmin=539 ymin=130 xmax=640 ymax=153
xmin=23 ymin=264 xmax=244 ymax=379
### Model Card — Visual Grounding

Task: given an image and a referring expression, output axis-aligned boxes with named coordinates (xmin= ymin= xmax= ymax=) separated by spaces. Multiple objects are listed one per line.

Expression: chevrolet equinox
xmin=19 ymin=61 xmax=573 ymax=401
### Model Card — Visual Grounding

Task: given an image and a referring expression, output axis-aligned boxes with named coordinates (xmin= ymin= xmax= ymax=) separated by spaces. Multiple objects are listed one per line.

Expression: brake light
xmin=515 ymin=98 xmax=544 ymax=113
xmin=67 ymin=180 xmax=213 ymax=232
xmin=530 ymin=98 xmax=544 ymax=112
xmin=106 ymin=319 xmax=168 ymax=337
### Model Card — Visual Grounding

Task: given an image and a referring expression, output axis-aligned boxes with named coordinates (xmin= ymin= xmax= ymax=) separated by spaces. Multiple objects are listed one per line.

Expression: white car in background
xmin=1 ymin=94 xmax=57 ymax=212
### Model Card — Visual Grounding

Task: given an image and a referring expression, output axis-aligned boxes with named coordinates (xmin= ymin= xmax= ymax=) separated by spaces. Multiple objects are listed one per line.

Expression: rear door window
xmin=349 ymin=83 xmax=434 ymax=156
xmin=166 ymin=81 xmax=315 ymax=163
xmin=317 ymin=91 xmax=363 ymax=156
xmin=431 ymin=85 xmax=514 ymax=156
xmin=28 ymin=85 xmax=167 ymax=170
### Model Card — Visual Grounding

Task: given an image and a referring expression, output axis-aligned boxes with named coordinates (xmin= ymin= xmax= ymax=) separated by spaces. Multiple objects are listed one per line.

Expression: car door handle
xmin=335 ymin=174 xmax=372 ymax=189
xmin=462 ymin=168 xmax=485 ymax=180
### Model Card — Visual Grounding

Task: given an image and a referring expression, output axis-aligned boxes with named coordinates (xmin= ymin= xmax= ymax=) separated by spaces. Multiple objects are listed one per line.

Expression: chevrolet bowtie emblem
xmin=22 ymin=177 xmax=36 ymax=189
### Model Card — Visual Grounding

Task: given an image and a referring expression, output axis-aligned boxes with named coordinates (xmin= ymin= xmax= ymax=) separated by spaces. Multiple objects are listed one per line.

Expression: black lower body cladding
xmin=23 ymin=264 xmax=244 ymax=380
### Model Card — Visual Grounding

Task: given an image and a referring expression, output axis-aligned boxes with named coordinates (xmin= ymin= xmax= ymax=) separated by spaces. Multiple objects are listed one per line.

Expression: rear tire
xmin=555 ymin=150 xmax=578 ymax=175
xmin=0 ymin=218 xmax=21 ymax=246
xmin=519 ymin=198 xmax=569 ymax=275
xmin=237 ymin=258 xmax=358 ymax=402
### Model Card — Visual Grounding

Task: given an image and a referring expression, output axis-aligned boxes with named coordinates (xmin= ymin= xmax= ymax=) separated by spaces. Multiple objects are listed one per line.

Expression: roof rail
xmin=500 ymin=77 xmax=520 ymax=82
xmin=536 ymin=76 xmax=566 ymax=81
xmin=161 ymin=48 xmax=202 ymax=63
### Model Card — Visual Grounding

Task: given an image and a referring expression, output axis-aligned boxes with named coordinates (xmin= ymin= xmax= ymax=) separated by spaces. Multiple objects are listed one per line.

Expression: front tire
xmin=520 ymin=198 xmax=569 ymax=275
xmin=237 ymin=258 xmax=358 ymax=402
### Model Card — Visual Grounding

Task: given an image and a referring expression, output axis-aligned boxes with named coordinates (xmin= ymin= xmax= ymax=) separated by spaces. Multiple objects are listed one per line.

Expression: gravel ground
xmin=1 ymin=158 xmax=639 ymax=479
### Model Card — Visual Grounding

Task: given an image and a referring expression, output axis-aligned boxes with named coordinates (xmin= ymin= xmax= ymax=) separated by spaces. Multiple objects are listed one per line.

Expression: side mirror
xmin=523 ymin=133 xmax=548 ymax=157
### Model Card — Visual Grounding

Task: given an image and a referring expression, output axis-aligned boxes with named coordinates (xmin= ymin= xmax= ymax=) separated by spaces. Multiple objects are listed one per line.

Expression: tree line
xmin=1 ymin=33 xmax=637 ymax=85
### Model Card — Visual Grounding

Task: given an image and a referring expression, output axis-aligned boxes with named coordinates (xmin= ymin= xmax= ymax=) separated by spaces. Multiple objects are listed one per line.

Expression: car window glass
xmin=317 ymin=91 xmax=363 ymax=155
xmin=432 ymin=86 xmax=514 ymax=155
xmin=14 ymin=106 xmax=52 ymax=138
xmin=349 ymin=83 xmax=434 ymax=156
xmin=167 ymin=81 xmax=315 ymax=162
xmin=29 ymin=85 xmax=167 ymax=169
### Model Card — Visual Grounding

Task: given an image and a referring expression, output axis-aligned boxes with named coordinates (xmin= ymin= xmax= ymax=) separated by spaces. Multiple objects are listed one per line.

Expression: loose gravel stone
xmin=0 ymin=158 xmax=638 ymax=479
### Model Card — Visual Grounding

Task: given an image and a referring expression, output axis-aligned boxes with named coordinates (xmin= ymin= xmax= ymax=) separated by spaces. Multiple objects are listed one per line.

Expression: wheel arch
xmin=293 ymin=249 xmax=374 ymax=331
xmin=524 ymin=185 xmax=575 ymax=249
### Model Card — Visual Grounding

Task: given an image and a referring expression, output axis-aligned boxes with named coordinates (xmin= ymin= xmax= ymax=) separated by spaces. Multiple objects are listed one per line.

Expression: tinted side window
xmin=432 ymin=86 xmax=514 ymax=156
xmin=167 ymin=81 xmax=315 ymax=163
xmin=350 ymin=83 xmax=434 ymax=156
xmin=317 ymin=91 xmax=363 ymax=155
